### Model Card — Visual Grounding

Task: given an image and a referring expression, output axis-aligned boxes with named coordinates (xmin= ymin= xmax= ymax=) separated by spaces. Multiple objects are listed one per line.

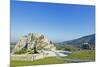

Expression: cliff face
xmin=12 ymin=33 xmax=56 ymax=54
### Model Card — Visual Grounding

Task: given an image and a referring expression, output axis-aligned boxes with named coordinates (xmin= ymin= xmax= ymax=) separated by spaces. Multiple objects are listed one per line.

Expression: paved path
xmin=51 ymin=50 xmax=93 ymax=63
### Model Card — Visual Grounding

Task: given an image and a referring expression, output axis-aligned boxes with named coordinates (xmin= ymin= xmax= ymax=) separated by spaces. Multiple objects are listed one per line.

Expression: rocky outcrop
xmin=12 ymin=33 xmax=56 ymax=54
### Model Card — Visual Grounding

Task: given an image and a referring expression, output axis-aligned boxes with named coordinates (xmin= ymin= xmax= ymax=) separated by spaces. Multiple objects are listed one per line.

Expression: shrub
xmin=81 ymin=44 xmax=90 ymax=49
xmin=62 ymin=45 xmax=78 ymax=51
xmin=15 ymin=48 xmax=27 ymax=54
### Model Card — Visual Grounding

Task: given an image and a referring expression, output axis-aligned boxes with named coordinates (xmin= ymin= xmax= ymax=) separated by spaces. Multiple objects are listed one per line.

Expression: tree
xmin=81 ymin=43 xmax=90 ymax=49
xmin=33 ymin=41 xmax=38 ymax=53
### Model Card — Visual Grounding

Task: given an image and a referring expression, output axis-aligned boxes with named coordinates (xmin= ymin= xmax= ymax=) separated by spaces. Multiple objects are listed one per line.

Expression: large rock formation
xmin=12 ymin=33 xmax=56 ymax=54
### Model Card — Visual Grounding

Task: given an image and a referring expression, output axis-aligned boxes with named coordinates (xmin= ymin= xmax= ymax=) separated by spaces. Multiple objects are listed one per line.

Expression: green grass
xmin=10 ymin=57 xmax=66 ymax=67
xmin=10 ymin=50 xmax=95 ymax=67
xmin=65 ymin=50 xmax=95 ymax=60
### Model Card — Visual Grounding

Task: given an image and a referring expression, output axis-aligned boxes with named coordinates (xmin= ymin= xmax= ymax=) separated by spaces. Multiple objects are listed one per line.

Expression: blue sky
xmin=11 ymin=0 xmax=95 ymax=42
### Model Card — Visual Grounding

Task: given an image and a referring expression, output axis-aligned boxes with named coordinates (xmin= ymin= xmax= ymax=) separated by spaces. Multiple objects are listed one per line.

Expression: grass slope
xmin=10 ymin=50 xmax=95 ymax=67
xmin=10 ymin=57 xmax=66 ymax=67
xmin=65 ymin=50 xmax=95 ymax=60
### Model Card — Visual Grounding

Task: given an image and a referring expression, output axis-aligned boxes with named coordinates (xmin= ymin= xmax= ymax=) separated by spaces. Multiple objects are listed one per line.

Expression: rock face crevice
xmin=12 ymin=33 xmax=56 ymax=54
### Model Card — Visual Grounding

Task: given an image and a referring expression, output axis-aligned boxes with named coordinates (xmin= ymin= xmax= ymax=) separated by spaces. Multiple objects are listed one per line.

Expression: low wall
xmin=11 ymin=53 xmax=47 ymax=61
xmin=11 ymin=50 xmax=69 ymax=61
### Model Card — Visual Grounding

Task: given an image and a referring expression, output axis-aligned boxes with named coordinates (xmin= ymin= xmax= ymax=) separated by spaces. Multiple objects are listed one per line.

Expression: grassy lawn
xmin=10 ymin=50 xmax=95 ymax=67
xmin=10 ymin=57 xmax=66 ymax=67
xmin=65 ymin=50 xmax=95 ymax=60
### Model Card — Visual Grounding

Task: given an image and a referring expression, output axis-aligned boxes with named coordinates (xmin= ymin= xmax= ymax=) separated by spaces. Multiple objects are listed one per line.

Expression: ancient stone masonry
xmin=12 ymin=33 xmax=56 ymax=54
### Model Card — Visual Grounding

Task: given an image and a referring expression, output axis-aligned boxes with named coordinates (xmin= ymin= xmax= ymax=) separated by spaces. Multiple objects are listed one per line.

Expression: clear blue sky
xmin=11 ymin=0 xmax=95 ymax=42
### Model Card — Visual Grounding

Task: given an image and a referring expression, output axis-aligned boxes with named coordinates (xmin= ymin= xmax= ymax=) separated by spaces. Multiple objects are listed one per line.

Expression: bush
xmin=28 ymin=51 xmax=39 ymax=54
xmin=62 ymin=45 xmax=78 ymax=51
xmin=15 ymin=48 xmax=27 ymax=54
xmin=81 ymin=44 xmax=90 ymax=49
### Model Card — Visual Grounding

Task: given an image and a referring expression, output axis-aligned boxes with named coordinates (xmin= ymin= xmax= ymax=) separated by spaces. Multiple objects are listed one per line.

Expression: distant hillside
xmin=57 ymin=34 xmax=95 ymax=46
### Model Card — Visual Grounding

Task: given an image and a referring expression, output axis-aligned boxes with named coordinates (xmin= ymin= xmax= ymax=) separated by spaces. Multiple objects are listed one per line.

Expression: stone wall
xmin=11 ymin=53 xmax=51 ymax=61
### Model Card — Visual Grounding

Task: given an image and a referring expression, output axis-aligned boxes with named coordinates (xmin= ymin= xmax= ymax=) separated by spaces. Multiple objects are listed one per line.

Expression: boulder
xmin=12 ymin=33 xmax=56 ymax=54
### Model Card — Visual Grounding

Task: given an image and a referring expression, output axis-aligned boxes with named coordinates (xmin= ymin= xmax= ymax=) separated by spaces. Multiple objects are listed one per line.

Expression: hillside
xmin=56 ymin=34 xmax=95 ymax=46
